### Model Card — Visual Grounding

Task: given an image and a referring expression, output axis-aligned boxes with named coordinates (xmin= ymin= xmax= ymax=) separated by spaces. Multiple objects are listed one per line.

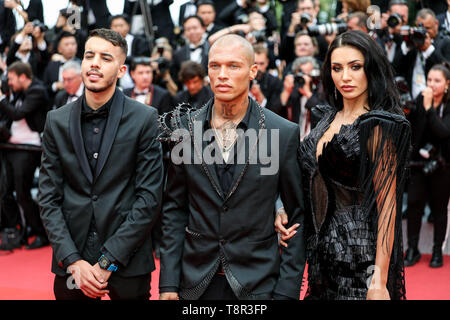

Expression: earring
xmin=334 ymin=87 xmax=338 ymax=100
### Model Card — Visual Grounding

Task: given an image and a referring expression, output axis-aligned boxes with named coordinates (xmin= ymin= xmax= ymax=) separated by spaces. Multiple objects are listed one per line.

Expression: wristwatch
xmin=98 ymin=254 xmax=118 ymax=272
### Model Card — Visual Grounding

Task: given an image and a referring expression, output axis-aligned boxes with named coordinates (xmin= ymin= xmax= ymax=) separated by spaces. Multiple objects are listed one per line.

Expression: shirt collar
xmin=82 ymin=90 xmax=115 ymax=114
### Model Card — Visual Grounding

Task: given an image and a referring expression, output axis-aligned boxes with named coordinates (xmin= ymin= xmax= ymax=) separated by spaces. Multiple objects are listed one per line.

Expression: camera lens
xmin=387 ymin=14 xmax=401 ymax=28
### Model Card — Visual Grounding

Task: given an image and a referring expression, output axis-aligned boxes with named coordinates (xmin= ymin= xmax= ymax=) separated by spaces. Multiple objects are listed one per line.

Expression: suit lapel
xmin=190 ymin=103 xmax=225 ymax=200
xmin=69 ymin=96 xmax=93 ymax=184
xmin=94 ymin=89 xmax=124 ymax=181
xmin=225 ymin=100 xmax=263 ymax=201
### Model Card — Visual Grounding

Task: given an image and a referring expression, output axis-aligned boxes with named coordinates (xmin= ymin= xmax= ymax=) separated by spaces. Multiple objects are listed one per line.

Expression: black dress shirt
xmin=80 ymin=96 xmax=112 ymax=173
xmin=204 ymin=102 xmax=252 ymax=195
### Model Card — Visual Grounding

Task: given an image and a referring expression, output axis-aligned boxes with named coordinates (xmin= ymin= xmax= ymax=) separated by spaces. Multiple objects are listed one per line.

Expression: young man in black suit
xmin=123 ymin=57 xmax=173 ymax=115
xmin=159 ymin=34 xmax=305 ymax=300
xmin=38 ymin=29 xmax=164 ymax=300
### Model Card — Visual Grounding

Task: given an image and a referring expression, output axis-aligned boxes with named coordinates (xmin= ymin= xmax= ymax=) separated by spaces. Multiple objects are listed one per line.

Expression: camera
xmin=294 ymin=69 xmax=321 ymax=89
xmin=0 ymin=73 xmax=9 ymax=96
xmin=387 ymin=13 xmax=403 ymax=28
xmin=395 ymin=76 xmax=415 ymax=114
xmin=400 ymin=24 xmax=427 ymax=48
xmin=419 ymin=143 xmax=443 ymax=176
xmin=307 ymin=22 xmax=348 ymax=37
xmin=300 ymin=13 xmax=312 ymax=25
xmin=151 ymin=57 xmax=170 ymax=75
xmin=32 ymin=19 xmax=48 ymax=33
xmin=249 ymin=29 xmax=267 ymax=43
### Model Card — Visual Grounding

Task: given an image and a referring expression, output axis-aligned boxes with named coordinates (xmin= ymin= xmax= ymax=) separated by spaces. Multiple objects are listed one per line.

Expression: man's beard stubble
xmin=82 ymin=72 xmax=118 ymax=93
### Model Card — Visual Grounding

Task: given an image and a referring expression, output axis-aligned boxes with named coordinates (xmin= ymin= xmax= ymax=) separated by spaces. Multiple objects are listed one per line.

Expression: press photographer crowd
xmin=0 ymin=0 xmax=449 ymax=300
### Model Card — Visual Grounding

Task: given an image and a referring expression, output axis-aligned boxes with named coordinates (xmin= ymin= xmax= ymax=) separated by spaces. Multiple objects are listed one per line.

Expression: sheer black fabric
xmin=300 ymin=105 xmax=410 ymax=300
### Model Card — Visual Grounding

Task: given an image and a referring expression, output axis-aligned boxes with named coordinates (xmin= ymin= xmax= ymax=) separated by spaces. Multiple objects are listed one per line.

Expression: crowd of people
xmin=0 ymin=0 xmax=449 ymax=300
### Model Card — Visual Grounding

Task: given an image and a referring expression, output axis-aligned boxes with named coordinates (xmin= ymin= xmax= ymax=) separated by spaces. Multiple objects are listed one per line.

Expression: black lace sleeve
xmin=358 ymin=111 xmax=411 ymax=300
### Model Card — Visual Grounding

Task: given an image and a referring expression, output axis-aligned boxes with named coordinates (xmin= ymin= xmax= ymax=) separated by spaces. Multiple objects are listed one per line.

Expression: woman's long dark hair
xmin=321 ymin=30 xmax=404 ymax=115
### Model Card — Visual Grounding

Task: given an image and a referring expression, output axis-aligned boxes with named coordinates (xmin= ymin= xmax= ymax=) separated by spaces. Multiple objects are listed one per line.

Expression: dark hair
xmin=56 ymin=31 xmax=77 ymax=47
xmin=429 ymin=62 xmax=450 ymax=104
xmin=8 ymin=61 xmax=33 ymax=79
xmin=130 ymin=56 xmax=151 ymax=72
xmin=197 ymin=0 xmax=215 ymax=8
xmin=321 ymin=30 xmax=403 ymax=115
xmin=179 ymin=61 xmax=206 ymax=83
xmin=87 ymin=28 xmax=128 ymax=57
xmin=348 ymin=11 xmax=369 ymax=29
xmin=388 ymin=0 xmax=407 ymax=10
xmin=109 ymin=14 xmax=131 ymax=26
xmin=183 ymin=15 xmax=205 ymax=28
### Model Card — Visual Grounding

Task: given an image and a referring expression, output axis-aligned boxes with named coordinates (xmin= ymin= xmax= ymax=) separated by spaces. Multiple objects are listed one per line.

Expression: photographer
xmin=218 ymin=0 xmax=278 ymax=34
xmin=249 ymin=44 xmax=282 ymax=112
xmin=275 ymin=56 xmax=324 ymax=140
xmin=6 ymin=22 xmax=49 ymax=80
xmin=0 ymin=61 xmax=49 ymax=250
xmin=280 ymin=0 xmax=330 ymax=64
xmin=393 ymin=8 xmax=450 ymax=99
xmin=151 ymin=39 xmax=178 ymax=96
xmin=404 ymin=62 xmax=450 ymax=269
xmin=375 ymin=0 xmax=409 ymax=69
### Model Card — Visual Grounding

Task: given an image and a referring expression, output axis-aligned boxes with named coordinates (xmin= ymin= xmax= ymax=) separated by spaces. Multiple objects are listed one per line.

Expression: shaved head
xmin=209 ymin=34 xmax=255 ymax=65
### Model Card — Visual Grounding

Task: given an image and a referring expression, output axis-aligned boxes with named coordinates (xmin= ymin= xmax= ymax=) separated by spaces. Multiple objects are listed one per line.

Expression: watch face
xmin=99 ymin=257 xmax=109 ymax=269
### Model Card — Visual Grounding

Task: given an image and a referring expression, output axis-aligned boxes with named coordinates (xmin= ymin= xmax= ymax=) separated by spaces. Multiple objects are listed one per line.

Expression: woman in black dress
xmin=276 ymin=31 xmax=411 ymax=300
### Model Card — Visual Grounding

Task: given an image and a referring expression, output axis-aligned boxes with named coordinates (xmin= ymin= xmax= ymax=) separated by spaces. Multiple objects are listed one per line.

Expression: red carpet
xmin=0 ymin=246 xmax=449 ymax=300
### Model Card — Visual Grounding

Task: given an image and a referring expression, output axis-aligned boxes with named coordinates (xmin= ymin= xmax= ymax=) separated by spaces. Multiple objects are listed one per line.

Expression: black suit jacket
xmin=0 ymin=1 xmax=16 ymax=52
xmin=38 ymin=89 xmax=164 ymax=277
xmin=80 ymin=0 xmax=111 ymax=30
xmin=178 ymin=1 xmax=197 ymax=27
xmin=123 ymin=84 xmax=174 ymax=115
xmin=173 ymin=85 xmax=213 ymax=110
xmin=0 ymin=78 xmax=49 ymax=133
xmin=159 ymin=98 xmax=306 ymax=300
xmin=124 ymin=0 xmax=175 ymax=40
xmin=53 ymin=90 xmax=70 ymax=109
xmin=53 ymin=89 xmax=83 ymax=110
xmin=26 ymin=0 xmax=44 ymax=23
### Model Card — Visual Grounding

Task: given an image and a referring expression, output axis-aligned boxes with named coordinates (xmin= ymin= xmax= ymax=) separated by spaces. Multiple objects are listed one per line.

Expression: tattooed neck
xmin=216 ymin=98 xmax=249 ymax=121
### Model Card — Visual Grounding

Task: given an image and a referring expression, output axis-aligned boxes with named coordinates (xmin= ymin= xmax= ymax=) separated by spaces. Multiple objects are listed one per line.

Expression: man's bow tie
xmin=81 ymin=107 xmax=109 ymax=120
xmin=134 ymin=90 xmax=149 ymax=96
xmin=190 ymin=45 xmax=202 ymax=51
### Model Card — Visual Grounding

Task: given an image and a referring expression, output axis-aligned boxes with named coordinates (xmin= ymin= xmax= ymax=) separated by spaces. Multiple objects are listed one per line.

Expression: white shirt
xmin=67 ymin=84 xmax=84 ymax=104
xmin=8 ymin=97 xmax=40 ymax=146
